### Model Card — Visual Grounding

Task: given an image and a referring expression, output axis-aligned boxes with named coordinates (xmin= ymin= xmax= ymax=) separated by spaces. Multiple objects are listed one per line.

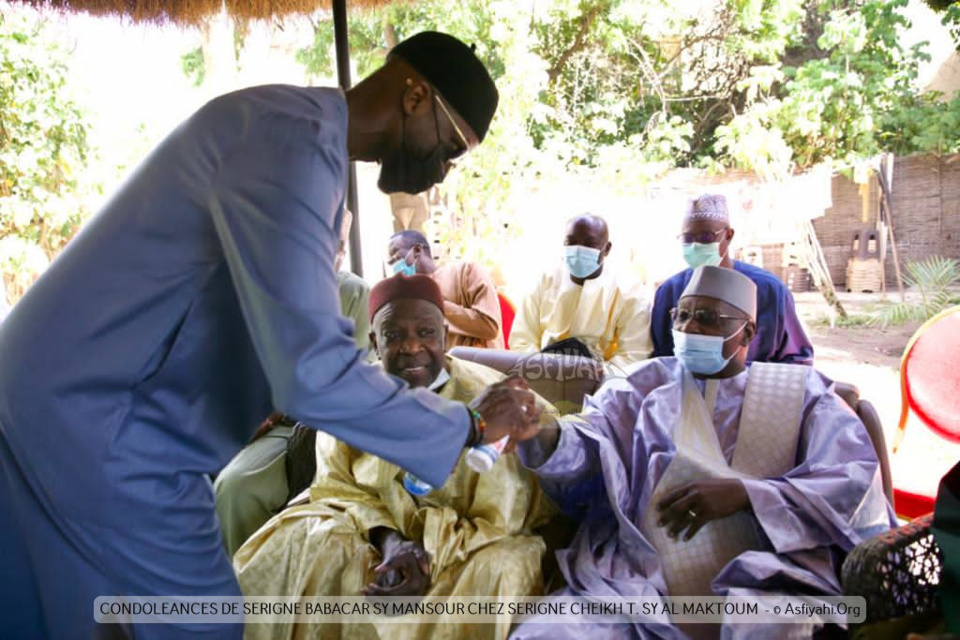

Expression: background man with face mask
xmin=386 ymin=229 xmax=504 ymax=349
xmin=508 ymin=266 xmax=894 ymax=640
xmin=509 ymin=213 xmax=652 ymax=375
xmin=650 ymin=193 xmax=814 ymax=365
xmin=0 ymin=31 xmax=540 ymax=640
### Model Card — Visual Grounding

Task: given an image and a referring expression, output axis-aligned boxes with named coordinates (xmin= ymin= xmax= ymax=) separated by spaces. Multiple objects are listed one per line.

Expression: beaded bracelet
xmin=468 ymin=407 xmax=486 ymax=446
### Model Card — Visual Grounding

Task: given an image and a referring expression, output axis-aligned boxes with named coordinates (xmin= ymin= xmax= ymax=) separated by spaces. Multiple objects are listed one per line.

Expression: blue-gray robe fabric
xmin=0 ymin=86 xmax=469 ymax=640
xmin=512 ymin=358 xmax=895 ymax=640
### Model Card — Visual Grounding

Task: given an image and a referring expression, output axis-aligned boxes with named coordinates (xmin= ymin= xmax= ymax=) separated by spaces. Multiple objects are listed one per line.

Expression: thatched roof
xmin=12 ymin=0 xmax=398 ymax=26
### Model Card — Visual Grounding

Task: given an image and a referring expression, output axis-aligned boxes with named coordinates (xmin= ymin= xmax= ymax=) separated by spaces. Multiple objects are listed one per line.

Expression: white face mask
xmin=672 ymin=322 xmax=747 ymax=375
xmin=563 ymin=245 xmax=602 ymax=279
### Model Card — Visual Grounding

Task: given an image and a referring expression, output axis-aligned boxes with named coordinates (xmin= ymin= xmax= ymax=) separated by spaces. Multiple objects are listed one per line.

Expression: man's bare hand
xmin=470 ymin=376 xmax=542 ymax=448
xmin=364 ymin=530 xmax=431 ymax=598
xmin=657 ymin=479 xmax=751 ymax=541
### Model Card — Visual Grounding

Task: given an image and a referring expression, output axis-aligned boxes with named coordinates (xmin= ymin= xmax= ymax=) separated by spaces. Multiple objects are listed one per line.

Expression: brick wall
xmin=810 ymin=154 xmax=960 ymax=288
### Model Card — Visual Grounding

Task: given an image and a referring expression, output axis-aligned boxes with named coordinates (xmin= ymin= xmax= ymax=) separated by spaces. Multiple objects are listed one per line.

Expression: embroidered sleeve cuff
xmin=517 ymin=421 xmax=587 ymax=477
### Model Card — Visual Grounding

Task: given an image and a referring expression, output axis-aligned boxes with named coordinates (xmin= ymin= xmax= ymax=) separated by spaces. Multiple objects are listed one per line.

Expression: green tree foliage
xmin=0 ymin=12 xmax=91 ymax=298
xmin=290 ymin=0 xmax=960 ymax=265
xmin=882 ymin=89 xmax=960 ymax=156
xmin=530 ymin=0 xmax=806 ymax=170
xmin=716 ymin=0 xmax=956 ymax=175
xmin=923 ymin=0 xmax=960 ymax=49
xmin=181 ymin=46 xmax=206 ymax=87
xmin=296 ymin=0 xmax=534 ymax=267
xmin=298 ymin=0 xmax=958 ymax=177
xmin=298 ymin=1 xmax=504 ymax=82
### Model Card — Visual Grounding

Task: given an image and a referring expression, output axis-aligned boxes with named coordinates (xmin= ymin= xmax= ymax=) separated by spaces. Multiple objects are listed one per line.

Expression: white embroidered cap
xmin=684 ymin=194 xmax=730 ymax=224
xmin=681 ymin=266 xmax=757 ymax=319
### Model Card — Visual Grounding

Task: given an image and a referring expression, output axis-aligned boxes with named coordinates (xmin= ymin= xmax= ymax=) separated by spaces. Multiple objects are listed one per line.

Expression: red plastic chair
xmin=498 ymin=292 xmax=516 ymax=350
xmin=892 ymin=305 xmax=960 ymax=519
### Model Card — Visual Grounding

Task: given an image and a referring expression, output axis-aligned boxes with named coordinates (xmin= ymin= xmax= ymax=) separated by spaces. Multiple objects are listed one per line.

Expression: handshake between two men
xmin=467 ymin=375 xmax=545 ymax=453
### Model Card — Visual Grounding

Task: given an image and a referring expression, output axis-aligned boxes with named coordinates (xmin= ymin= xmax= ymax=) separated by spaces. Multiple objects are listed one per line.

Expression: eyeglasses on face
xmin=669 ymin=307 xmax=744 ymax=329
xmin=679 ymin=230 xmax=726 ymax=244
xmin=433 ymin=95 xmax=470 ymax=162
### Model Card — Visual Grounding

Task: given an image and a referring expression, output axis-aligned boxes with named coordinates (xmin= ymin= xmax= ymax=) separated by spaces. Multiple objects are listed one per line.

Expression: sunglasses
xmin=670 ymin=307 xmax=745 ymax=329
xmin=679 ymin=230 xmax=726 ymax=244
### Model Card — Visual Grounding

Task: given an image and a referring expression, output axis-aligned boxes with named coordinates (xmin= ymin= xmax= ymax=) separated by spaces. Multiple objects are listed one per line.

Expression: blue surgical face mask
xmin=564 ymin=245 xmax=602 ymax=279
xmin=390 ymin=258 xmax=417 ymax=277
xmin=682 ymin=242 xmax=723 ymax=269
xmin=672 ymin=323 xmax=746 ymax=375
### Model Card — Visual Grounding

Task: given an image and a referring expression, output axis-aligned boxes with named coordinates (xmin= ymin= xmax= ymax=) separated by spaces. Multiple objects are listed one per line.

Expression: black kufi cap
xmin=389 ymin=31 xmax=499 ymax=142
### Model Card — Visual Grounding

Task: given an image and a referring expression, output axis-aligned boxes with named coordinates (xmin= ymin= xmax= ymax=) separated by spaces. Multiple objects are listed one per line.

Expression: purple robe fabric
xmin=512 ymin=358 xmax=895 ymax=639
